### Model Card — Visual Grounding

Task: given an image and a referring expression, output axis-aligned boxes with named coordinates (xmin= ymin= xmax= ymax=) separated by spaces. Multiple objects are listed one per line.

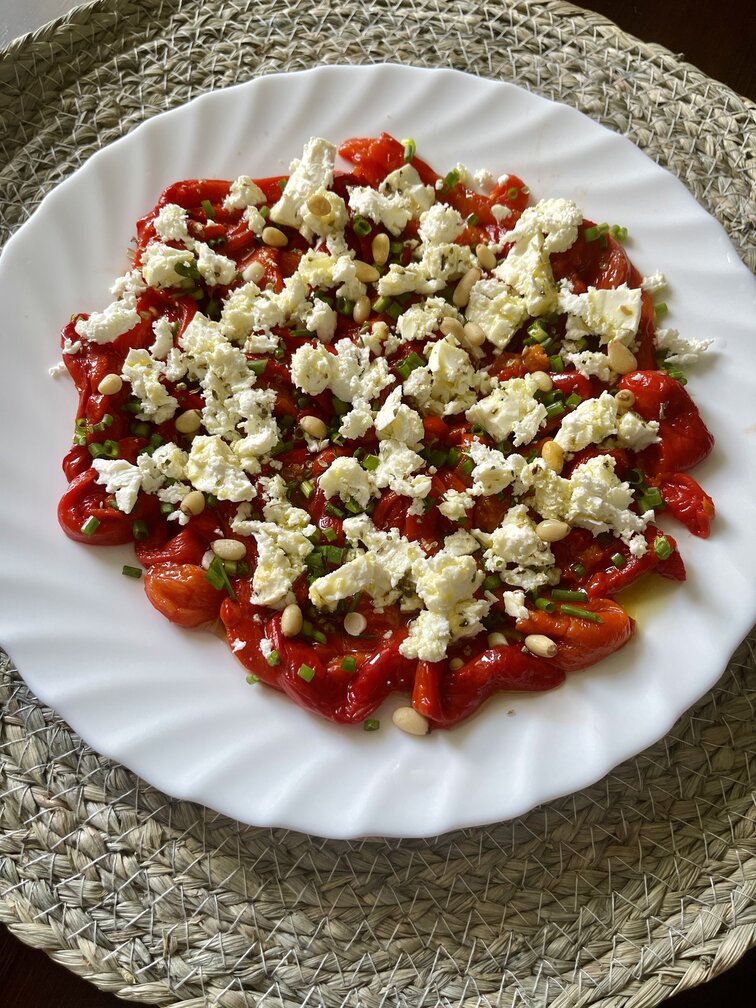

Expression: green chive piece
xmin=401 ymin=138 xmax=416 ymax=162
xmin=248 ymin=359 xmax=268 ymax=376
xmin=545 ymin=402 xmax=566 ymax=420
xmin=341 ymin=656 xmax=357 ymax=673
xmin=653 ymin=535 xmax=673 ymax=560
xmin=528 ymin=320 xmax=550 ymax=344
xmin=565 ymin=392 xmax=582 ymax=409
xmin=549 ymin=354 xmax=565 ymax=372
xmin=122 ymin=565 xmax=142 ymax=579
xmin=638 ymin=486 xmax=664 ymax=511
xmin=447 ymin=447 xmax=461 ymax=468
xmin=347 ymin=592 xmax=362 ymax=613
xmin=610 ymin=224 xmax=628 ymax=241
xmin=332 ymin=396 xmax=349 ymax=416
xmin=560 ymin=604 xmax=604 ymax=623
xmin=206 ymin=493 xmax=218 ymax=507
xmin=654 ymin=302 xmax=668 ymax=318
xmin=277 ymin=178 xmax=287 ymax=191
xmin=324 ymin=503 xmax=345 ymax=519
xmin=442 ymin=168 xmax=461 ymax=191
xmin=535 ymin=598 xmax=555 ymax=612
xmin=201 ymin=199 xmax=215 ymax=219
xmin=551 ymin=588 xmax=588 ymax=602
xmin=336 ymin=296 xmax=354 ymax=316
xmin=300 ymin=479 xmax=315 ymax=500
xmin=353 ymin=215 xmax=372 ymax=236
xmin=246 ymin=674 xmax=260 ymax=684
xmin=610 ymin=552 xmax=625 ymax=568
xmin=571 ymin=563 xmax=586 ymax=578
xmin=266 ymin=650 xmax=281 ymax=667
xmin=507 ymin=186 xmax=519 ymax=200
xmin=132 ymin=519 xmax=149 ymax=541
xmin=483 ymin=574 xmax=500 ymax=591
xmin=81 ymin=516 xmax=100 ymax=536
xmin=205 ymin=555 xmax=236 ymax=600
xmin=297 ymin=663 xmax=316 ymax=682
xmin=361 ymin=454 xmax=380 ymax=471
xmin=363 ymin=718 xmax=380 ymax=732
xmin=323 ymin=527 xmax=338 ymax=542
xmin=372 ymin=295 xmax=393 ymax=314
xmin=466 ymin=213 xmax=479 ymax=226
xmin=395 ymin=351 xmax=425 ymax=380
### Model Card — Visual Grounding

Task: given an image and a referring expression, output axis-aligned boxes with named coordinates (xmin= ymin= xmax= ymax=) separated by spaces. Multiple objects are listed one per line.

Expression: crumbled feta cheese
xmin=185 ymin=435 xmax=256 ymax=502
xmin=74 ymin=300 xmax=141 ymax=345
xmin=554 ymin=391 xmax=658 ymax=453
xmin=269 ymin=137 xmax=337 ymax=230
xmin=303 ymin=298 xmax=337 ymax=344
xmin=110 ymin=269 xmax=146 ymax=301
xmin=150 ymin=316 xmax=175 ymax=359
xmin=195 ymin=242 xmax=237 ymax=287
xmin=466 ymin=439 xmax=533 ymax=497
xmin=62 ymin=338 xmax=82 ymax=355
xmin=502 ymin=590 xmax=529 ymax=620
xmin=407 ymin=335 xmax=478 ymax=417
xmin=491 ymin=204 xmax=513 ymax=223
xmin=153 ymin=203 xmax=191 ymax=244
xmin=558 ymin=282 xmax=642 ymax=347
xmin=628 ymin=534 xmax=648 ymax=558
xmin=482 ymin=504 xmax=557 ymax=590
xmin=642 ymin=271 xmax=667 ymax=295
xmin=443 ymin=529 xmax=481 ymax=556
xmin=224 ymin=175 xmax=266 ymax=211
xmin=243 ymin=206 xmax=267 ymax=235
xmin=141 ymin=242 xmax=195 ymax=289
xmin=373 ymin=439 xmax=431 ymax=499
xmin=655 ymin=327 xmax=711 ymax=364
xmin=378 ymin=243 xmax=475 ymax=297
xmin=374 ymin=387 xmax=424 ymax=447
xmin=318 ymin=457 xmax=375 ymax=508
xmin=616 ymin=410 xmax=660 ymax=452
xmin=48 ymin=361 xmax=67 ymax=378
xmin=439 ymin=488 xmax=475 ymax=520
xmin=466 ymin=374 xmax=547 ymax=446
xmin=418 ymin=203 xmax=466 ymax=245
xmin=121 ymin=348 xmax=178 ymax=423
xmin=473 ymin=168 xmax=496 ymax=191
xmin=91 ymin=458 xmax=144 ymax=513
xmin=290 ymin=338 xmax=393 ymax=403
xmin=338 ymin=397 xmax=374 ymax=440
xmin=561 ymin=348 xmax=614 ymax=383
xmin=395 ymin=296 xmax=461 ymax=345
xmin=465 ymin=278 xmax=528 ymax=349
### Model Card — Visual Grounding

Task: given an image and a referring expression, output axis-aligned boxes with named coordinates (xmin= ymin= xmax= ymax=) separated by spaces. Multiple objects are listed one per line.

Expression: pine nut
xmin=371 ymin=233 xmax=390 ymax=265
xmin=262 ymin=226 xmax=288 ymax=248
xmin=541 ymin=439 xmax=564 ymax=474
xmin=440 ymin=317 xmax=465 ymax=341
xmin=353 ymin=295 xmax=371 ymax=324
xmin=344 ymin=612 xmax=367 ymax=636
xmin=306 ymin=193 xmax=331 ymax=218
xmin=462 ymin=321 xmax=486 ymax=347
xmin=242 ymin=261 xmax=265 ymax=284
xmin=607 ymin=339 xmax=637 ymax=375
xmin=524 ymin=634 xmax=558 ymax=658
xmin=530 ymin=370 xmax=553 ymax=393
xmin=449 ymin=657 xmax=464 ymax=671
xmin=211 ymin=538 xmax=246 ymax=562
xmin=614 ymin=388 xmax=636 ymax=412
xmin=475 ymin=243 xmax=497 ymax=271
xmin=175 ymin=409 xmax=202 ymax=434
xmin=98 ymin=373 xmax=123 ymax=396
xmin=354 ymin=260 xmax=380 ymax=284
xmin=300 ymin=415 xmax=327 ymax=439
xmin=372 ymin=320 xmax=390 ymax=342
xmin=180 ymin=490 xmax=205 ymax=516
xmin=452 ymin=266 xmax=481 ymax=308
xmin=392 ymin=706 xmax=430 ymax=736
xmin=487 ymin=632 xmax=508 ymax=647
xmin=536 ymin=519 xmax=570 ymax=542
xmin=281 ymin=603 xmax=303 ymax=638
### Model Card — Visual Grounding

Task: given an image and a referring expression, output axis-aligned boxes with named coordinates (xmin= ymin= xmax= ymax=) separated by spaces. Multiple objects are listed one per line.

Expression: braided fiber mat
xmin=1 ymin=1 xmax=755 ymax=1005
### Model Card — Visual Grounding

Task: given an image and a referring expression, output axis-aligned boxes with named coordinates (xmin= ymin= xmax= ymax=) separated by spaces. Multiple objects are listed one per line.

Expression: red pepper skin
xmin=412 ymin=651 xmax=565 ymax=728
xmin=58 ymin=469 xmax=136 ymax=545
xmin=143 ymin=562 xmax=225 ymax=628
xmin=583 ymin=526 xmax=685 ymax=597
xmin=618 ymin=371 xmax=714 ymax=476
xmin=656 ymin=473 xmax=715 ymax=538
xmin=516 ymin=598 xmax=634 ymax=673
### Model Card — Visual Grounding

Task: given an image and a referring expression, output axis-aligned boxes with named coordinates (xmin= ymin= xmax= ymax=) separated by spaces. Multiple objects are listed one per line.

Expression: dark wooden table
xmin=1 ymin=1 xmax=754 ymax=1004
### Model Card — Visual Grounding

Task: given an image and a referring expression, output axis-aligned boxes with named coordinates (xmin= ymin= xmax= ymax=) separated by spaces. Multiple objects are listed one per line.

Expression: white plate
xmin=1 ymin=65 xmax=755 ymax=839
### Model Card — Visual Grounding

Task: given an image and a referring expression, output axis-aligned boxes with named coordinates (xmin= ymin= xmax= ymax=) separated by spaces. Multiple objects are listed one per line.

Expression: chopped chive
xmin=344 ymin=497 xmax=363 ymax=514
xmin=372 ymin=295 xmax=393 ymax=314
xmin=584 ymin=224 xmax=609 ymax=242
xmin=323 ymin=526 xmax=338 ymax=542
xmin=654 ymin=302 xmax=668 ymax=318
xmin=205 ymin=554 xmax=236 ymax=599
xmin=402 ymin=138 xmax=416 ymax=162
xmin=278 ymin=178 xmax=287 ymax=191
xmin=131 ymin=420 xmax=151 ymax=437
xmin=72 ymin=432 xmax=88 ymax=446
xmin=259 ymin=205 xmax=270 ymax=218
xmin=279 ymin=414 xmax=295 ymax=430
xmin=527 ymin=320 xmax=551 ymax=343
xmin=560 ymin=604 xmax=604 ymax=623
xmin=610 ymin=224 xmax=628 ymax=241
xmin=548 ymin=354 xmax=564 ymax=372
xmin=551 ymin=588 xmax=588 ymax=602
xmin=466 ymin=213 xmax=479 ymax=226
xmin=266 ymin=650 xmax=281 ymax=667
xmin=300 ymin=479 xmax=315 ymax=500
xmin=341 ymin=656 xmax=357 ymax=673
xmin=653 ymin=535 xmax=673 ymax=560
xmin=332 ymin=396 xmax=349 ymax=416
xmin=173 ymin=259 xmax=200 ymax=280
xmin=122 ymin=565 xmax=142 ymax=579
xmin=534 ymin=598 xmax=555 ymax=612
xmin=483 ymin=574 xmax=500 ymax=591
xmin=248 ymin=359 xmax=268 ymax=376
xmin=565 ymin=392 xmax=582 ymax=409
xmin=132 ymin=519 xmax=149 ymax=541
xmin=395 ymin=351 xmax=425 ymax=380
xmin=269 ymin=440 xmax=293 ymax=456
xmin=311 ymin=630 xmax=327 ymax=644
xmin=246 ymin=674 xmax=260 ymax=684
xmin=637 ymin=486 xmax=664 ymax=512
xmin=664 ymin=364 xmax=687 ymax=385
xmin=324 ymin=503 xmax=345 ymax=519
xmin=324 ymin=545 xmax=345 ymax=565
xmin=236 ymin=561 xmax=250 ymax=577
xmin=206 ymin=493 xmax=217 ymax=507
xmin=297 ymin=663 xmax=316 ymax=682
xmin=460 ymin=457 xmax=474 ymax=475
xmin=159 ymin=501 xmax=174 ymax=515
xmin=386 ymin=301 xmax=403 ymax=321
xmin=447 ymin=446 xmax=461 ymax=467
xmin=363 ymin=718 xmax=380 ymax=732
xmin=201 ymin=199 xmax=215 ymax=219
xmin=507 ymin=186 xmax=519 ymax=200
xmin=361 ymin=454 xmax=379 ymax=471
xmin=545 ymin=402 xmax=566 ymax=420
xmin=610 ymin=552 xmax=625 ymax=568
xmin=627 ymin=468 xmax=645 ymax=486
xmin=353 ymin=215 xmax=372 ymax=236
xmin=336 ymin=296 xmax=354 ymax=316
xmin=442 ymin=168 xmax=460 ymax=191
xmin=389 ymin=240 xmax=404 ymax=255
xmin=81 ymin=516 xmax=100 ymax=536
xmin=347 ymin=592 xmax=362 ymax=613
xmin=122 ymin=400 xmax=142 ymax=414
xmin=571 ymin=563 xmax=586 ymax=577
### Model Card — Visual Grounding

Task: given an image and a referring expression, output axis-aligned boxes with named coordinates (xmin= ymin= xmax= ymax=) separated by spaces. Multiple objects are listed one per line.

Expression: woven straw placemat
xmin=1 ymin=2 xmax=754 ymax=1005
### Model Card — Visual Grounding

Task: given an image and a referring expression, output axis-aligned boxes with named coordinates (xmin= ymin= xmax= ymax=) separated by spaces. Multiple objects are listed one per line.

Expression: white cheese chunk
xmin=141 ymin=242 xmax=195 ymax=289
xmin=121 ymin=348 xmax=178 ymax=423
xmin=195 ymin=242 xmax=237 ymax=287
xmin=318 ymin=457 xmax=375 ymax=509
xmin=74 ymin=299 xmax=141 ymax=345
xmin=482 ymin=505 xmax=557 ymax=591
xmin=465 ymin=278 xmax=529 ymax=349
xmin=655 ymin=327 xmax=711 ymax=364
xmin=558 ymin=282 xmax=642 ymax=347
xmin=153 ymin=203 xmax=191 ymax=244
xmin=374 ymin=387 xmax=425 ymax=447
xmin=465 ymin=374 xmax=547 ymax=446
xmin=185 ymin=435 xmax=256 ymax=502
xmin=223 ymin=175 xmax=266 ymax=211
xmin=269 ymin=137 xmax=337 ymax=230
